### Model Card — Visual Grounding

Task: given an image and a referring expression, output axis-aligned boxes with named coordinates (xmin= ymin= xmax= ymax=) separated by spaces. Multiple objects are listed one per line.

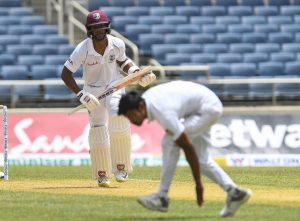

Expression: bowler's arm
xmin=175 ymin=132 xmax=204 ymax=206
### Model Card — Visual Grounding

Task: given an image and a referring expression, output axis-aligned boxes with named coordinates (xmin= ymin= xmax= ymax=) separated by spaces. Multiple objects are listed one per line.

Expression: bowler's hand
xmin=77 ymin=90 xmax=100 ymax=111
xmin=138 ymin=72 xmax=156 ymax=87
xmin=196 ymin=182 xmax=204 ymax=207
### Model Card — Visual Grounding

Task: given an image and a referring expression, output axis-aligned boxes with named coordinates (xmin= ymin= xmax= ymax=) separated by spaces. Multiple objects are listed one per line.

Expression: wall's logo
xmin=226 ymin=154 xmax=300 ymax=167
xmin=93 ymin=13 xmax=100 ymax=20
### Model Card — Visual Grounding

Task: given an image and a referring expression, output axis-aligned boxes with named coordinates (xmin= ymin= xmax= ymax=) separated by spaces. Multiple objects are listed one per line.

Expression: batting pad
xmin=89 ymin=126 xmax=112 ymax=179
xmin=109 ymin=116 xmax=132 ymax=173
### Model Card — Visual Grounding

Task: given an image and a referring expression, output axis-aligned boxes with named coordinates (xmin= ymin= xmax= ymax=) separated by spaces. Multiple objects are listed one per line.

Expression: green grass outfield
xmin=0 ymin=166 xmax=299 ymax=221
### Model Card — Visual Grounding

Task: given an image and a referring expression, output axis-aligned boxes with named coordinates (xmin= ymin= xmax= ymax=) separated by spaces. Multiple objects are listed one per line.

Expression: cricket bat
xmin=68 ymin=66 xmax=152 ymax=115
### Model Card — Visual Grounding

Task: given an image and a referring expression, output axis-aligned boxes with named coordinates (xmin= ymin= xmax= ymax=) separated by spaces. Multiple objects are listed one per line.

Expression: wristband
xmin=120 ymin=59 xmax=132 ymax=70
xmin=76 ymin=90 xmax=84 ymax=98
xmin=128 ymin=65 xmax=140 ymax=75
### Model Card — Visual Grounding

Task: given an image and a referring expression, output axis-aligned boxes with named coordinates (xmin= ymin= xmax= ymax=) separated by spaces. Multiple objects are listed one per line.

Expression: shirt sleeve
xmin=115 ymin=39 xmax=127 ymax=62
xmin=155 ymin=111 xmax=185 ymax=141
xmin=64 ymin=43 xmax=85 ymax=73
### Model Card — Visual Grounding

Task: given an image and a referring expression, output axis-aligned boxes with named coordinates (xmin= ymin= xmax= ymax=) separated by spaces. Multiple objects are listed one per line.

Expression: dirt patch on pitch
xmin=1 ymin=179 xmax=299 ymax=207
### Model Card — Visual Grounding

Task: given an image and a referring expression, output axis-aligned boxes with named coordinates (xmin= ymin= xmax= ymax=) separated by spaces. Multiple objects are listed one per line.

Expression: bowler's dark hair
xmin=118 ymin=91 xmax=144 ymax=115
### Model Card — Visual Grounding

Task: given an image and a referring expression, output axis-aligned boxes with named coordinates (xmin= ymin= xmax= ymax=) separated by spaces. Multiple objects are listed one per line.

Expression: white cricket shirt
xmin=142 ymin=81 xmax=223 ymax=140
xmin=64 ymin=35 xmax=127 ymax=89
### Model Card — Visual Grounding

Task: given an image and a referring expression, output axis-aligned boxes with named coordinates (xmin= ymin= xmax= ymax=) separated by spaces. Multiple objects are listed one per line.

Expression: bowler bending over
xmin=118 ymin=80 xmax=251 ymax=217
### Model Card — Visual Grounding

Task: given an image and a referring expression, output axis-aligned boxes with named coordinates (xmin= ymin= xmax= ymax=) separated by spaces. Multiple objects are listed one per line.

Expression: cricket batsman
xmin=61 ymin=9 xmax=156 ymax=187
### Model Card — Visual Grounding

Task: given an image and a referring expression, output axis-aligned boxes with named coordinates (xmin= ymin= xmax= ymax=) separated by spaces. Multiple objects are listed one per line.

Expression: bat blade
xmin=111 ymin=65 xmax=152 ymax=89
xmin=68 ymin=66 xmax=152 ymax=115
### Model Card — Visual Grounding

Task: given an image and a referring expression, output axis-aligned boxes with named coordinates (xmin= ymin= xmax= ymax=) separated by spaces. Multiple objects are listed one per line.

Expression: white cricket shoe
xmin=137 ymin=193 xmax=169 ymax=212
xmin=220 ymin=187 xmax=252 ymax=217
xmin=97 ymin=172 xmax=110 ymax=188
xmin=114 ymin=170 xmax=128 ymax=182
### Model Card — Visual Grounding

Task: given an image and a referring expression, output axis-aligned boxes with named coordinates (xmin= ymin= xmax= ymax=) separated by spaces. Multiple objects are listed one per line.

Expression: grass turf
xmin=0 ymin=166 xmax=299 ymax=221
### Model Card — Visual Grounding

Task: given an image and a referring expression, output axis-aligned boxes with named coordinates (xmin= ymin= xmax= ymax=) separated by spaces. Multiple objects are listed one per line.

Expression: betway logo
xmin=210 ymin=119 xmax=300 ymax=149
xmin=11 ymin=118 xmax=145 ymax=154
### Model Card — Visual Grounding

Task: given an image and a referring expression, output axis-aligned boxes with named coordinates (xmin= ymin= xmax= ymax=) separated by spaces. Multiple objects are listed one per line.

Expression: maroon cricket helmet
xmin=86 ymin=10 xmax=110 ymax=28
xmin=86 ymin=10 xmax=111 ymax=39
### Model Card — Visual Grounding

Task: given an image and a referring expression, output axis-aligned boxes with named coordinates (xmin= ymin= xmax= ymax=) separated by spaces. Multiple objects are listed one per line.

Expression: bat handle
xmin=68 ymin=104 xmax=85 ymax=115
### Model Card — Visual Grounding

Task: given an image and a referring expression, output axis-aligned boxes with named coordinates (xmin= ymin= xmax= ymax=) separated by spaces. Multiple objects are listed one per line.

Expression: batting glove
xmin=77 ymin=90 xmax=100 ymax=111
xmin=138 ymin=72 xmax=156 ymax=87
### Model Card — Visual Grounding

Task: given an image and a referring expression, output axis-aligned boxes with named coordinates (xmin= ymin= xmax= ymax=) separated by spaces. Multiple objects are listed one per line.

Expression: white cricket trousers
xmin=158 ymin=111 xmax=236 ymax=197
xmin=85 ymin=85 xmax=124 ymax=126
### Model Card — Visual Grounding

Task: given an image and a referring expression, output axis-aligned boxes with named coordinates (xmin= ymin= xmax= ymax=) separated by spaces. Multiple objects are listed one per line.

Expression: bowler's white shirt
xmin=142 ymin=81 xmax=223 ymax=140
xmin=64 ymin=35 xmax=126 ymax=88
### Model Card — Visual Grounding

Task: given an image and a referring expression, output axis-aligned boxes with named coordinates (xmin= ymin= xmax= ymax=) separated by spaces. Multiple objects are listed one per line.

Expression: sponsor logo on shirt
xmin=68 ymin=58 xmax=73 ymax=65
xmin=108 ymin=52 xmax=115 ymax=63
xmin=87 ymin=61 xmax=99 ymax=66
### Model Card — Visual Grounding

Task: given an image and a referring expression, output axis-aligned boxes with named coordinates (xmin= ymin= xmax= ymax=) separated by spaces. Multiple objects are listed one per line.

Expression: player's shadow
xmin=114 ymin=216 xmax=203 ymax=221
xmin=34 ymin=186 xmax=118 ymax=189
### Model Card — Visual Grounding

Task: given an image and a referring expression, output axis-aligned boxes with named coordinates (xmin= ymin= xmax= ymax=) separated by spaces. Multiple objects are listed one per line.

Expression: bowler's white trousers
xmin=158 ymin=110 xmax=236 ymax=197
